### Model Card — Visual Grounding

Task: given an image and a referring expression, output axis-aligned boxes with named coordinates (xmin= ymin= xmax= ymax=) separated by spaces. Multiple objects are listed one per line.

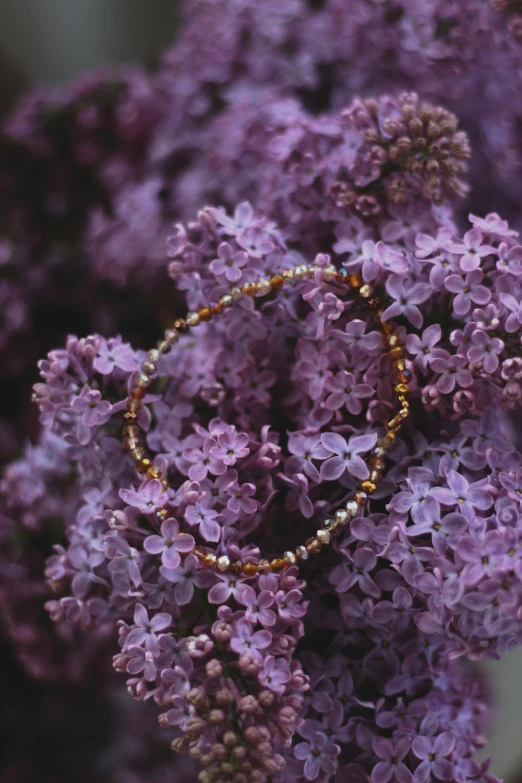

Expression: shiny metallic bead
xmin=230 ymin=286 xmax=242 ymax=299
xmin=322 ymin=265 xmax=337 ymax=282
xmin=369 ymin=468 xmax=380 ymax=483
xmin=242 ymin=562 xmax=258 ymax=577
xmin=359 ymin=284 xmax=374 ymax=298
xmin=316 ymin=529 xmax=331 ymax=545
xmin=295 ymin=264 xmax=309 ymax=280
xmin=325 ymin=517 xmax=340 ymax=531
xmin=174 ymin=318 xmax=189 ymax=334
xmin=204 ymin=553 xmax=217 ymax=569
xmin=156 ymin=339 xmax=171 ymax=355
xmin=345 ymin=500 xmax=360 ymax=517
xmin=256 ymin=278 xmax=271 ymax=295
xmin=395 ymin=383 xmax=410 ymax=395
xmin=269 ymin=273 xmax=285 ymax=290
xmin=389 ymin=346 xmax=404 ymax=361
xmin=165 ymin=329 xmax=180 ymax=344
xmin=334 ymin=509 xmax=349 ymax=524
xmin=270 ymin=558 xmax=286 ymax=571
xmin=257 ymin=558 xmax=271 ymax=574
xmin=372 ymin=445 xmax=386 ymax=459
xmin=217 ymin=555 xmax=231 ymax=572
xmin=198 ymin=306 xmax=213 ymax=322
xmin=242 ymin=282 xmax=257 ymax=296
xmin=141 ymin=361 xmax=156 ymax=376
xmin=146 ymin=466 xmax=162 ymax=480
xmin=156 ymin=508 xmax=169 ymax=521
xmin=219 ymin=294 xmax=233 ymax=307
xmin=148 ymin=349 xmax=161 ymax=363
xmin=295 ymin=545 xmax=309 ymax=560
xmin=305 ymin=537 xmax=322 ymax=554
xmin=282 ymin=269 xmax=295 ymax=280
xmin=186 ymin=311 xmax=200 ymax=327
xmin=136 ymin=372 xmax=151 ymax=387
xmin=361 ymin=480 xmax=377 ymax=494
xmin=136 ymin=458 xmax=152 ymax=474
xmin=283 ymin=551 xmax=297 ymax=566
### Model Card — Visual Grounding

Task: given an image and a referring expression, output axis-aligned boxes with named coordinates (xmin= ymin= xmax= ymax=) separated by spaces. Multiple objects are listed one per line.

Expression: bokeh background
xmin=0 ymin=2 xmax=521 ymax=781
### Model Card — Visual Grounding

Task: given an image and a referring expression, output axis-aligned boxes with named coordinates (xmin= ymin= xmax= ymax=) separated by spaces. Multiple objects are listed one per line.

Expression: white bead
xmin=295 ymin=545 xmax=309 ymax=560
xmin=335 ymin=509 xmax=349 ymax=524
xmin=316 ymin=529 xmax=331 ymax=545
xmin=283 ymin=551 xmax=296 ymax=565
xmin=217 ymin=555 xmax=231 ymax=572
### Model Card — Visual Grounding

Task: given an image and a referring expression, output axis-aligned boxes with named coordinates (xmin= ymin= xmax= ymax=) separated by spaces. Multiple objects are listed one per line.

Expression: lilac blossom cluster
xmin=3 ymin=1 xmax=522 ymax=780
xmin=4 ymin=196 xmax=522 ymax=779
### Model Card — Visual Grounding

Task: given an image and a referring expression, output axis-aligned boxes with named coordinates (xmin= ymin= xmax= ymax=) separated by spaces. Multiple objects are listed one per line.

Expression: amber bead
xmin=305 ymin=537 xmax=322 ymax=554
xmin=132 ymin=386 xmax=146 ymax=400
xmin=390 ymin=346 xmax=404 ymax=361
xmin=355 ymin=491 xmax=369 ymax=505
xmin=361 ymin=480 xmax=377 ymax=494
xmin=209 ymin=301 xmax=223 ymax=316
xmin=242 ymin=562 xmax=258 ymax=577
xmin=146 ymin=466 xmax=162 ymax=480
xmin=269 ymin=273 xmax=285 ymax=290
xmin=242 ymin=282 xmax=257 ymax=297
xmin=229 ymin=561 xmax=243 ymax=576
xmin=347 ymin=273 xmax=363 ymax=288
xmin=270 ymin=558 xmax=286 ymax=572
xmin=257 ymin=559 xmax=271 ymax=574
xmin=198 ymin=307 xmax=213 ymax=322
xmin=136 ymin=458 xmax=152 ymax=474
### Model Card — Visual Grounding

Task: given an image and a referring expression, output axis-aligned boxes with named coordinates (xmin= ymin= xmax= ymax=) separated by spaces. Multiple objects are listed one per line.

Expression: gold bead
xmin=146 ymin=466 xmax=162 ymax=480
xmin=156 ymin=340 xmax=171 ymax=355
xmin=136 ymin=458 xmax=152 ymax=474
xmin=141 ymin=361 xmax=156 ymax=376
xmin=242 ymin=562 xmax=258 ymax=577
xmin=395 ymin=383 xmax=410 ymax=394
xmin=157 ymin=507 xmax=169 ymax=520
xmin=359 ymin=284 xmax=374 ymax=298
xmin=347 ymin=273 xmax=363 ymax=288
xmin=270 ymin=558 xmax=286 ymax=571
xmin=394 ymin=358 xmax=407 ymax=371
xmin=386 ymin=334 xmax=401 ymax=348
xmin=361 ymin=480 xmax=377 ymax=494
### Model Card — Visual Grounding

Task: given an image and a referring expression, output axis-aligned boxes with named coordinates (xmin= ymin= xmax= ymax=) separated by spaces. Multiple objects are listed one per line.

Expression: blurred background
xmin=0 ymin=2 xmax=521 ymax=782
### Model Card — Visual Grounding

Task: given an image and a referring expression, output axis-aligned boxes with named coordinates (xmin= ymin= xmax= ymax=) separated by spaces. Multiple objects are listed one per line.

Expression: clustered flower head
xmin=4 ymin=1 xmax=522 ymax=781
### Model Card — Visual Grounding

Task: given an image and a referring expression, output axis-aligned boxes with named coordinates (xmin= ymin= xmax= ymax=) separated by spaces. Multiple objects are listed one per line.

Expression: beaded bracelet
xmin=120 ymin=264 xmax=412 ymax=574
